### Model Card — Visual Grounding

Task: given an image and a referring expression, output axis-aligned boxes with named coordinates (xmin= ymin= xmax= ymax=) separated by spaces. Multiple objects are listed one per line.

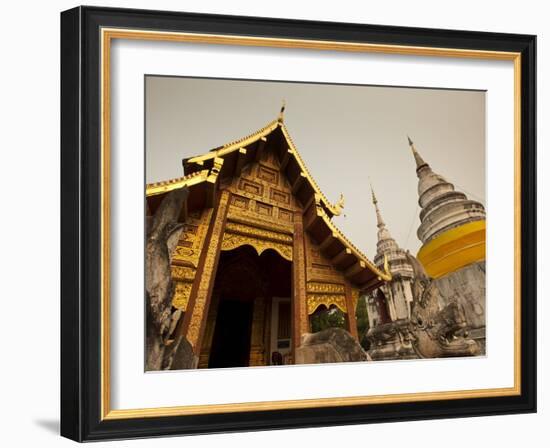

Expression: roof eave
xmin=145 ymin=169 xmax=210 ymax=197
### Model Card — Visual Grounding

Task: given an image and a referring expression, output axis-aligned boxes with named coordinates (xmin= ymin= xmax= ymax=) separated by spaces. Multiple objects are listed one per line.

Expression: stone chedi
xmin=367 ymin=186 xmax=414 ymax=325
xmin=365 ymin=186 xmax=417 ymax=360
xmin=410 ymin=136 xmax=486 ymax=276
xmin=409 ymin=137 xmax=486 ymax=349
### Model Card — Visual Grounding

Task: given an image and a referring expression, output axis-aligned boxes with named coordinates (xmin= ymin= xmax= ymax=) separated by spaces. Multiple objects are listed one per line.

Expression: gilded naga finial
xmin=333 ymin=193 xmax=345 ymax=216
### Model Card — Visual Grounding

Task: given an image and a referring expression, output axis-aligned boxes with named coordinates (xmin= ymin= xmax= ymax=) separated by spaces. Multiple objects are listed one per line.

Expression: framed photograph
xmin=60 ymin=6 xmax=536 ymax=441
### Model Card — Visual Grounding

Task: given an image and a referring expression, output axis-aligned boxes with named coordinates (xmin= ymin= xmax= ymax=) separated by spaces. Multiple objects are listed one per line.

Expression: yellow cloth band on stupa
xmin=417 ymin=220 xmax=486 ymax=278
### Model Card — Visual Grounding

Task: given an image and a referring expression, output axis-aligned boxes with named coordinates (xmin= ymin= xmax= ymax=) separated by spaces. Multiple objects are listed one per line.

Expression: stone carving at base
xmin=296 ymin=328 xmax=369 ymax=364
xmin=145 ymin=187 xmax=197 ymax=371
xmin=367 ymin=252 xmax=481 ymax=360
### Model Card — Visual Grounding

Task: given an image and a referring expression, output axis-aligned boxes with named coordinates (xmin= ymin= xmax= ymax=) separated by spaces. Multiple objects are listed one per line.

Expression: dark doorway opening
xmin=375 ymin=289 xmax=392 ymax=325
xmin=204 ymin=245 xmax=292 ymax=368
xmin=208 ymin=299 xmax=253 ymax=368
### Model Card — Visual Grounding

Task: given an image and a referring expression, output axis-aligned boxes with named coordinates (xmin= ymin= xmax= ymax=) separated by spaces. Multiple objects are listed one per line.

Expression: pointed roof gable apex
xmin=181 ymin=113 xmax=345 ymax=219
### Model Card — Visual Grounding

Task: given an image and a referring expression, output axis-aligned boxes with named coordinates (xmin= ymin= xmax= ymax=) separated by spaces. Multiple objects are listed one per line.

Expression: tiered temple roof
xmin=146 ymin=112 xmax=390 ymax=292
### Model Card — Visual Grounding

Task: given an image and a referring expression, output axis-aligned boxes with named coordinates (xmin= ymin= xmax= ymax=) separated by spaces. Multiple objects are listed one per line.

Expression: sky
xmin=145 ymin=76 xmax=485 ymax=257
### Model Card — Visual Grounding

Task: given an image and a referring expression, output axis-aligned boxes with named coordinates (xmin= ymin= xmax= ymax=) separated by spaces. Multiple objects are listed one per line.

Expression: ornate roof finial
xmin=370 ymin=183 xmax=385 ymax=228
xmin=278 ymin=99 xmax=286 ymax=122
xmin=333 ymin=193 xmax=345 ymax=216
xmin=408 ymin=135 xmax=427 ymax=170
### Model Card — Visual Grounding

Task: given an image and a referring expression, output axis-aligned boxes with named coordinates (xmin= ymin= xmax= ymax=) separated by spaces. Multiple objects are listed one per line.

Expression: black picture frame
xmin=61 ymin=5 xmax=536 ymax=442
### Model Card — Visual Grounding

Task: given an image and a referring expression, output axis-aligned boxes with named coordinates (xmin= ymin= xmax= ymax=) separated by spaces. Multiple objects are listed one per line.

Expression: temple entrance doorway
xmin=208 ymin=298 xmax=254 ymax=368
xmin=204 ymin=245 xmax=292 ymax=368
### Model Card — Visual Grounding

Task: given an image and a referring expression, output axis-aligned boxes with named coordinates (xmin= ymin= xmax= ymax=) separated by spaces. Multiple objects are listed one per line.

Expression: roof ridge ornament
xmin=278 ymin=99 xmax=286 ymax=122
xmin=333 ymin=193 xmax=345 ymax=216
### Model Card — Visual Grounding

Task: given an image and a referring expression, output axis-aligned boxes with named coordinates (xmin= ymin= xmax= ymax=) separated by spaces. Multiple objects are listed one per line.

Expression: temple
xmin=146 ymin=108 xmax=391 ymax=368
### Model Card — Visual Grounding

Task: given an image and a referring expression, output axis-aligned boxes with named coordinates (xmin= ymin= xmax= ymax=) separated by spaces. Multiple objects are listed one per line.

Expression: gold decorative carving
xmin=239 ymin=179 xmax=263 ymax=196
xmin=171 ymin=265 xmax=196 ymax=281
xmin=220 ymin=220 xmax=293 ymax=261
xmin=172 ymin=281 xmax=193 ymax=310
xmin=187 ymin=192 xmax=230 ymax=348
xmin=270 ymin=188 xmax=290 ymax=205
xmin=305 ymin=233 xmax=349 ymax=284
xmin=256 ymin=201 xmax=273 ymax=216
xmin=231 ymin=195 xmax=249 ymax=209
xmin=306 ymin=282 xmax=345 ymax=294
xmin=225 ymin=221 xmax=292 ymax=244
xmin=258 ymin=164 xmax=279 ymax=184
xmin=173 ymin=246 xmax=196 ymax=262
xmin=278 ymin=208 xmax=293 ymax=222
xmin=307 ymin=294 xmax=347 ymax=315
xmin=227 ymin=211 xmax=293 ymax=234
xmin=171 ymin=209 xmax=213 ymax=268
xmin=293 ymin=214 xmax=309 ymax=337
xmin=221 ymin=233 xmax=293 ymax=261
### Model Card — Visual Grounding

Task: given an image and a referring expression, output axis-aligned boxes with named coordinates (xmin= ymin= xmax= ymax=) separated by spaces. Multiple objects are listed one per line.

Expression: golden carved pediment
xmin=221 ymin=232 xmax=293 ymax=261
xmin=221 ymin=220 xmax=293 ymax=261
xmin=306 ymin=293 xmax=347 ymax=315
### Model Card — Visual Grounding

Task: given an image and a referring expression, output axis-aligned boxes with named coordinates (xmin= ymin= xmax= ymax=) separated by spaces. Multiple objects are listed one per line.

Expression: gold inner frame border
xmin=100 ymin=27 xmax=522 ymax=420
